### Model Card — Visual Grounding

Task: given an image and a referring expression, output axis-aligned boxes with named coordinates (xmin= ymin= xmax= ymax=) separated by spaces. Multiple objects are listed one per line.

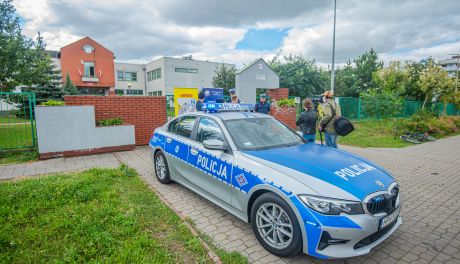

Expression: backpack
xmin=326 ymin=103 xmax=354 ymax=136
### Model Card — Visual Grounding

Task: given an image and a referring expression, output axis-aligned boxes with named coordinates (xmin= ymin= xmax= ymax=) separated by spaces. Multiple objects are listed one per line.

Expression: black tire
xmin=250 ymin=192 xmax=302 ymax=257
xmin=154 ymin=151 xmax=172 ymax=184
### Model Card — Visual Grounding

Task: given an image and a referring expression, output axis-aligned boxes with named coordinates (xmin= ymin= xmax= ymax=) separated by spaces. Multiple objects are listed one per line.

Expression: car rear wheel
xmin=251 ymin=192 xmax=302 ymax=257
xmin=154 ymin=151 xmax=172 ymax=184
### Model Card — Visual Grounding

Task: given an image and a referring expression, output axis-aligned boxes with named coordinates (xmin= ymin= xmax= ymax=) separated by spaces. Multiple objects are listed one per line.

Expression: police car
xmin=149 ymin=103 xmax=401 ymax=259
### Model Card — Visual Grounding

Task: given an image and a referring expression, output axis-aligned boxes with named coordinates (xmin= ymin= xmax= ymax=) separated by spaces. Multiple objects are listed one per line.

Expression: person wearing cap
xmin=196 ymin=91 xmax=205 ymax=111
xmin=296 ymin=98 xmax=317 ymax=142
xmin=254 ymin=94 xmax=270 ymax=114
xmin=318 ymin=91 xmax=341 ymax=148
xmin=227 ymin=89 xmax=240 ymax=103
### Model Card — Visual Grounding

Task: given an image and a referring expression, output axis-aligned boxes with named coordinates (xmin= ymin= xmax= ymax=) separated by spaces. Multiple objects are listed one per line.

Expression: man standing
xmin=254 ymin=94 xmax=270 ymax=114
xmin=196 ymin=91 xmax=205 ymax=111
xmin=227 ymin=89 xmax=240 ymax=103
xmin=318 ymin=91 xmax=341 ymax=148
xmin=296 ymin=98 xmax=316 ymax=142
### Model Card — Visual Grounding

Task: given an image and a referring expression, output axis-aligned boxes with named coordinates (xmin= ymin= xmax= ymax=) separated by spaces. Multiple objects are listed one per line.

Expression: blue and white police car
xmin=149 ymin=103 xmax=401 ymax=259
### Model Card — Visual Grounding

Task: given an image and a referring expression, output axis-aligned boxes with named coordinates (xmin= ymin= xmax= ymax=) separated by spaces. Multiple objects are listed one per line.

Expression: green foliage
xmin=62 ymin=73 xmax=78 ymax=95
xmin=360 ymin=89 xmax=403 ymax=120
xmin=119 ymin=163 xmax=136 ymax=177
xmin=353 ymin=48 xmax=383 ymax=96
xmin=41 ymin=100 xmax=65 ymax=106
xmin=394 ymin=111 xmax=460 ymax=136
xmin=335 ymin=60 xmax=358 ymax=97
xmin=373 ymin=61 xmax=407 ymax=96
xmin=212 ymin=64 xmax=236 ymax=94
xmin=98 ymin=117 xmax=124 ymax=126
xmin=0 ymin=150 xmax=38 ymax=165
xmin=418 ymin=60 xmax=455 ymax=110
xmin=0 ymin=1 xmax=55 ymax=91
xmin=0 ymin=167 xmax=216 ymax=263
xmin=271 ymin=54 xmax=329 ymax=98
xmin=276 ymin=98 xmax=296 ymax=107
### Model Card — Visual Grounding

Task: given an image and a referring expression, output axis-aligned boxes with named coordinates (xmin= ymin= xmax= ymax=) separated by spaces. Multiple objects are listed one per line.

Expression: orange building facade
xmin=60 ymin=37 xmax=115 ymax=95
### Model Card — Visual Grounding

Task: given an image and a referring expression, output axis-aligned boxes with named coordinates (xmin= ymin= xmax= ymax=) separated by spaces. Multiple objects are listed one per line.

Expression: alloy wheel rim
xmin=155 ymin=155 xmax=166 ymax=179
xmin=256 ymin=203 xmax=293 ymax=249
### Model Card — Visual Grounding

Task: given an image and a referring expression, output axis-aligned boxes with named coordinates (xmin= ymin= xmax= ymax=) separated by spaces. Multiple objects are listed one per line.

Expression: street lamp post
xmin=330 ymin=0 xmax=337 ymax=93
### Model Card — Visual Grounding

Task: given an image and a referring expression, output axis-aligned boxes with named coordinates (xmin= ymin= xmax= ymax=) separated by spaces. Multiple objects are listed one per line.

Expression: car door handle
xmin=190 ymin=148 xmax=199 ymax=155
xmin=166 ymin=137 xmax=172 ymax=143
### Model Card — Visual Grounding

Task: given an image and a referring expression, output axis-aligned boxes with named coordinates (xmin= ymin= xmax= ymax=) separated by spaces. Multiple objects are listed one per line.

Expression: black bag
xmin=326 ymin=103 xmax=354 ymax=136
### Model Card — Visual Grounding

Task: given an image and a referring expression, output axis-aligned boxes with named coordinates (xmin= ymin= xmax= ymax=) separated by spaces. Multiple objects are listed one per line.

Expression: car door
xmin=186 ymin=116 xmax=233 ymax=204
xmin=163 ymin=115 xmax=197 ymax=182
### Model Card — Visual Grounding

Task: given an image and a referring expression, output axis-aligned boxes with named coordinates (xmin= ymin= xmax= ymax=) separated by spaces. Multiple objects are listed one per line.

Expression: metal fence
xmin=336 ymin=97 xmax=459 ymax=120
xmin=0 ymin=92 xmax=37 ymax=150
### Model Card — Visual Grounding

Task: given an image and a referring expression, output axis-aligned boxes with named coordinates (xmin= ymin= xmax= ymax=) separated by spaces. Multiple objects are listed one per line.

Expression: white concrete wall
xmin=36 ymin=106 xmax=135 ymax=154
xmin=236 ymin=59 xmax=279 ymax=104
xmin=114 ymin=62 xmax=146 ymax=93
xmin=146 ymin=58 xmax=165 ymax=95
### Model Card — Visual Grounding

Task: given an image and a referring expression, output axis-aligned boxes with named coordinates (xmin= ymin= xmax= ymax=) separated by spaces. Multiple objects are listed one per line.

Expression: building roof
xmin=236 ymin=58 xmax=277 ymax=75
xmin=60 ymin=36 xmax=114 ymax=54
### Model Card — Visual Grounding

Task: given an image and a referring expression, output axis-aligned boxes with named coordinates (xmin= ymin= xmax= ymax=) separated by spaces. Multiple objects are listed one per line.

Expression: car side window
xmin=175 ymin=116 xmax=197 ymax=138
xmin=168 ymin=119 xmax=179 ymax=133
xmin=196 ymin=117 xmax=225 ymax=143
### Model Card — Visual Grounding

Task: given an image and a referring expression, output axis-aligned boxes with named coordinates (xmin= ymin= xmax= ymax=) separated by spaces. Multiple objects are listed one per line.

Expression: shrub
xmin=394 ymin=111 xmax=460 ymax=136
xmin=41 ymin=100 xmax=65 ymax=106
xmin=276 ymin=98 xmax=296 ymax=107
xmin=98 ymin=117 xmax=123 ymax=126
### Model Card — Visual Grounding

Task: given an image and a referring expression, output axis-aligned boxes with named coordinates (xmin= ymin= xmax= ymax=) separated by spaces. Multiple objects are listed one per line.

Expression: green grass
xmin=0 ymin=150 xmax=38 ymax=165
xmin=0 ymin=166 xmax=221 ymax=263
xmin=0 ymin=124 xmax=35 ymax=149
xmin=0 ymin=116 xmax=30 ymax=124
xmin=336 ymin=119 xmax=412 ymax=148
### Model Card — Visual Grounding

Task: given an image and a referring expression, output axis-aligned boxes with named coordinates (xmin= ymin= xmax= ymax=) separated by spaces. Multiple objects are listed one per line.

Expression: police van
xmin=149 ymin=103 xmax=401 ymax=259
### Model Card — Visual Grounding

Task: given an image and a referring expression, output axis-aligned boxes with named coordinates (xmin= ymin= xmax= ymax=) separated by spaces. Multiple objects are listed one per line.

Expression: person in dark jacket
xmin=254 ymin=94 xmax=270 ymax=114
xmin=296 ymin=98 xmax=317 ymax=142
xmin=196 ymin=91 xmax=204 ymax=111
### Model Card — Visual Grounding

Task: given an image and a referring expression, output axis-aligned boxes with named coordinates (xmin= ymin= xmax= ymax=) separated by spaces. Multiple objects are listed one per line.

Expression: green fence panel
xmin=0 ymin=92 xmax=36 ymax=150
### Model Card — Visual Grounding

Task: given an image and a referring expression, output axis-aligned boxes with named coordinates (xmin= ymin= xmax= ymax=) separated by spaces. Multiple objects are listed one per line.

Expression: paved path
xmin=1 ymin=136 xmax=459 ymax=263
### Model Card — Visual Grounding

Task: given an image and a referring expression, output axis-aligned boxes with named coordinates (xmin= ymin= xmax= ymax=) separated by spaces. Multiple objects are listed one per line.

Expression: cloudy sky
xmin=14 ymin=0 xmax=460 ymax=68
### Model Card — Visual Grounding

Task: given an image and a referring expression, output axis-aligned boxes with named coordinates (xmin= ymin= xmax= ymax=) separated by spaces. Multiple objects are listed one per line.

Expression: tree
xmin=271 ymin=54 xmax=329 ymax=99
xmin=212 ymin=64 xmax=236 ymax=94
xmin=353 ymin=48 xmax=383 ymax=96
xmin=372 ymin=61 xmax=407 ymax=96
xmin=360 ymin=88 xmax=403 ymax=130
xmin=402 ymin=60 xmax=430 ymax=101
xmin=0 ymin=0 xmax=53 ymax=91
xmin=418 ymin=61 xmax=454 ymax=111
xmin=63 ymin=73 xmax=78 ymax=95
xmin=335 ymin=60 xmax=358 ymax=97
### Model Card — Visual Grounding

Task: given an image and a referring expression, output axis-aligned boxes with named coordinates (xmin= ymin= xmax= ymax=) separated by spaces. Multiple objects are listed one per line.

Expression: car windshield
xmin=224 ymin=117 xmax=304 ymax=150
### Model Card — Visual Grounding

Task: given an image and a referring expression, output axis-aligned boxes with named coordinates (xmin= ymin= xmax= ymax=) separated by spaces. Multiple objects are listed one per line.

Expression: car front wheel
xmin=251 ymin=192 xmax=302 ymax=257
xmin=154 ymin=151 xmax=172 ymax=184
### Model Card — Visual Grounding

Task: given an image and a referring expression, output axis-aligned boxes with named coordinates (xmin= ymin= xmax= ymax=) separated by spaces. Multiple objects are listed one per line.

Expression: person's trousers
xmin=303 ymin=133 xmax=316 ymax=143
xmin=324 ymin=132 xmax=338 ymax=148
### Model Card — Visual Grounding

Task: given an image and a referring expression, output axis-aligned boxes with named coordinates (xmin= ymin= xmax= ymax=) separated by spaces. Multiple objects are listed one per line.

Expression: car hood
xmin=242 ymin=143 xmax=395 ymax=201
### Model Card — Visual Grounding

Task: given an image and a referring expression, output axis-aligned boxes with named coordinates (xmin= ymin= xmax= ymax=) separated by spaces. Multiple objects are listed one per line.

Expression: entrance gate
xmin=0 ymin=92 xmax=37 ymax=150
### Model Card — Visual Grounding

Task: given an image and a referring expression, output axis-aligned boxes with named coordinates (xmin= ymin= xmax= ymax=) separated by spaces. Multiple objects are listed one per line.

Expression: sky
xmin=14 ymin=0 xmax=460 ymax=68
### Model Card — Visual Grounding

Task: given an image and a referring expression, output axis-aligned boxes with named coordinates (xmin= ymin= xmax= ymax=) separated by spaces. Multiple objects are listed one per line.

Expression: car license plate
xmin=380 ymin=206 xmax=400 ymax=230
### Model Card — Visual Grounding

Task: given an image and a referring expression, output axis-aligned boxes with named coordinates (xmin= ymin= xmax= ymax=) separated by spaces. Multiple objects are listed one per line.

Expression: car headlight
xmin=298 ymin=195 xmax=364 ymax=215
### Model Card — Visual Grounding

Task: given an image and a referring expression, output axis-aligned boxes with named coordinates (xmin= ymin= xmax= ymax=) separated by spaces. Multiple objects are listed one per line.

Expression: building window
xmin=117 ymin=71 xmax=137 ymax=81
xmin=175 ymin=67 xmax=198 ymax=73
xmin=147 ymin=68 xmax=161 ymax=81
xmin=148 ymin=91 xmax=163 ymax=96
xmin=117 ymin=71 xmax=123 ymax=81
xmin=84 ymin=62 xmax=95 ymax=77
xmin=115 ymin=89 xmax=143 ymax=95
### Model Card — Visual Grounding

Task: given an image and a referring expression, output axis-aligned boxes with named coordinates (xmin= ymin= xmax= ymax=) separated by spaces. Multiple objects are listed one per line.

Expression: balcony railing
xmin=82 ymin=75 xmax=99 ymax=82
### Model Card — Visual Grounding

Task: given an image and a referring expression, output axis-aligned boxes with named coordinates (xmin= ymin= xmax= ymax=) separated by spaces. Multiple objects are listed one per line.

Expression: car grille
xmin=366 ymin=185 xmax=399 ymax=215
xmin=353 ymin=219 xmax=398 ymax=250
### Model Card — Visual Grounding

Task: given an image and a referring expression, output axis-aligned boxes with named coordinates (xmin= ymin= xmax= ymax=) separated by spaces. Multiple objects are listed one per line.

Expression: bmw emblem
xmin=375 ymin=180 xmax=385 ymax=188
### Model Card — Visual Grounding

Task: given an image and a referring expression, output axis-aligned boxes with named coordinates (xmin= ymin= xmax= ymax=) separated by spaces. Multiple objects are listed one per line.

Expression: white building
xmin=114 ymin=56 xmax=235 ymax=96
xmin=439 ymin=55 xmax=459 ymax=78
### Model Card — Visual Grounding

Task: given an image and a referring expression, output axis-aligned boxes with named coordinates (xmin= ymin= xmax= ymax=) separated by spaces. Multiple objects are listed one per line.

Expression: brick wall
xmin=64 ymin=96 xmax=166 ymax=145
xmin=266 ymin=88 xmax=297 ymax=129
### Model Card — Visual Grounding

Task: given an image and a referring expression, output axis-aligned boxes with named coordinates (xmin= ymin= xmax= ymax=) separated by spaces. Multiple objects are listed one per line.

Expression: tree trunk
xmin=422 ymin=95 xmax=428 ymax=111
xmin=443 ymin=100 xmax=447 ymax=115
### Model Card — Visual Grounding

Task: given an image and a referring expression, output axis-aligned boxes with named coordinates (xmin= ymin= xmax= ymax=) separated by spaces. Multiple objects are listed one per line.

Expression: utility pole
xmin=330 ymin=0 xmax=337 ymax=93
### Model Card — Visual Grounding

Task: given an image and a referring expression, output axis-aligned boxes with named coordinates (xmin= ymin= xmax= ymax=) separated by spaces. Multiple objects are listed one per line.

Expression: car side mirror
xmin=203 ymin=139 xmax=228 ymax=151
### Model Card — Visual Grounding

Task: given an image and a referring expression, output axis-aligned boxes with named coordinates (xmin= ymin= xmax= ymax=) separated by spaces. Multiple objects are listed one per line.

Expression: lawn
xmin=0 ymin=116 xmax=30 ymax=124
xmin=0 ymin=150 xmax=38 ymax=165
xmin=0 ymin=124 xmax=35 ymax=149
xmin=336 ymin=119 xmax=411 ymax=148
xmin=0 ymin=166 xmax=247 ymax=263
